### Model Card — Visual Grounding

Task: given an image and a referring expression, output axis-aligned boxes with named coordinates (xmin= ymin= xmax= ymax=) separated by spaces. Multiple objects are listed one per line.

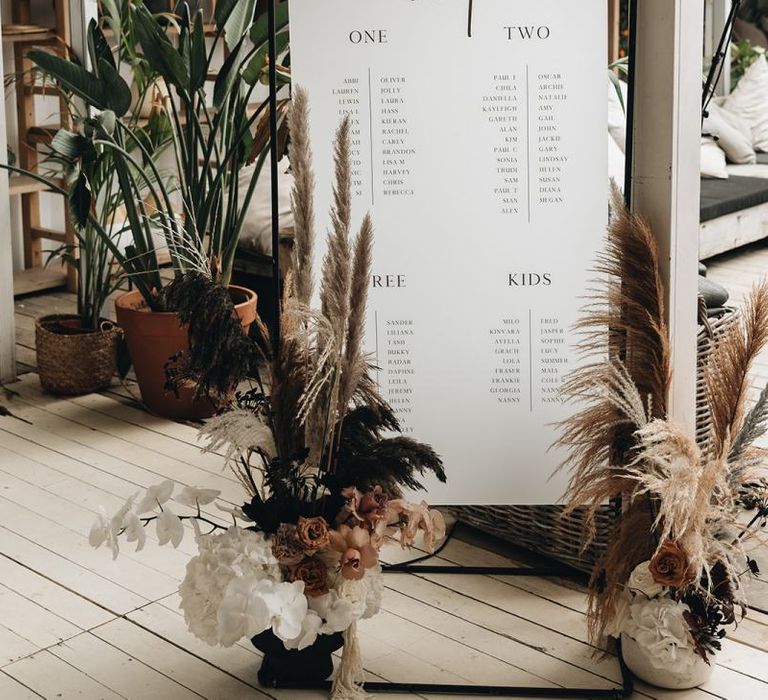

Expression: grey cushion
xmin=699 ymin=276 xmax=729 ymax=308
xmin=700 ymin=175 xmax=768 ymax=222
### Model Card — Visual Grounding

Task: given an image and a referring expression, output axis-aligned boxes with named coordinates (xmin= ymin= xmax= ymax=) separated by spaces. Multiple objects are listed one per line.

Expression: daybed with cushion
xmin=610 ymin=52 xmax=768 ymax=261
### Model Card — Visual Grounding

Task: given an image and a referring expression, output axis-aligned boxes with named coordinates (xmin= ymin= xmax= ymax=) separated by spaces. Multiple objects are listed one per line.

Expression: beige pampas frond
xmin=320 ymin=116 xmax=353 ymax=338
xmin=288 ymin=86 xmax=316 ymax=306
xmin=339 ymin=213 xmax=374 ymax=410
xmin=198 ymin=408 xmax=276 ymax=496
xmin=557 ymin=188 xmax=671 ymax=645
xmin=704 ymin=281 xmax=768 ymax=460
xmin=557 ymin=188 xmax=670 ymax=523
xmin=627 ymin=421 xmax=721 ymax=578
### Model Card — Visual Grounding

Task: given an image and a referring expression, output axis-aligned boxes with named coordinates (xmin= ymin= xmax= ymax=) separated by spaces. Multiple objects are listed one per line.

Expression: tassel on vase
xmin=330 ymin=621 xmax=371 ymax=699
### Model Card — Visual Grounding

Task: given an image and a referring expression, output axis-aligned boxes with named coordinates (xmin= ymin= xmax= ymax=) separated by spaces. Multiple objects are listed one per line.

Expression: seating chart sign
xmin=288 ymin=0 xmax=608 ymax=504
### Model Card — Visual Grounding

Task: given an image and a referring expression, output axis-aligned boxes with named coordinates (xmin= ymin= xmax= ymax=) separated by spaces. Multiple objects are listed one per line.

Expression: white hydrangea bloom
xmin=624 ymin=598 xmax=699 ymax=671
xmin=178 ymin=526 xmax=282 ymax=646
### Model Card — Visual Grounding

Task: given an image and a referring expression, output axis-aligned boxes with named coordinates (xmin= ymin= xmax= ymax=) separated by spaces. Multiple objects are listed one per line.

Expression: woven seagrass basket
xmin=36 ymin=314 xmax=120 ymax=396
xmin=452 ymin=307 xmax=738 ymax=572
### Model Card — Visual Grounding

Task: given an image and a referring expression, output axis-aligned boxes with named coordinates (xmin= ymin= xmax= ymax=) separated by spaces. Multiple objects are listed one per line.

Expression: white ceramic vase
xmin=621 ymin=633 xmax=715 ymax=689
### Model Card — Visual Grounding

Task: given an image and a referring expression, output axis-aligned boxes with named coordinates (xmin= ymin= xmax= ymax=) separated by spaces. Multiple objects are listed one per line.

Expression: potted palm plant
xmin=34 ymin=124 xmax=125 ymax=395
xmin=20 ymin=1 xmax=290 ymax=418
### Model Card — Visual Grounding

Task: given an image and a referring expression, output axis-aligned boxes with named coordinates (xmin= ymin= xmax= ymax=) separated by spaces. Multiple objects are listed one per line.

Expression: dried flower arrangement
xmin=556 ymin=188 xmax=768 ymax=686
xmin=89 ymin=86 xmax=446 ymax=699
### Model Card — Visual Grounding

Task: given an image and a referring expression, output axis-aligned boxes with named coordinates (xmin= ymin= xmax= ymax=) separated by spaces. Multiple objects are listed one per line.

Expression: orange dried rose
xmin=649 ymin=540 xmax=693 ymax=588
xmin=295 ymin=516 xmax=331 ymax=553
xmin=286 ymin=557 xmax=329 ymax=597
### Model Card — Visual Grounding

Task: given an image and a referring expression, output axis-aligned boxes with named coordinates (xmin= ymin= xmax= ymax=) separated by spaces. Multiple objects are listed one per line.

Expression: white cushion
xmin=607 ymin=76 xmax=628 ymax=153
xmin=723 ymin=55 xmax=768 ymax=152
xmin=702 ymin=101 xmax=756 ymax=164
xmin=238 ymin=157 xmax=295 ymax=255
xmin=700 ymin=137 xmax=728 ymax=179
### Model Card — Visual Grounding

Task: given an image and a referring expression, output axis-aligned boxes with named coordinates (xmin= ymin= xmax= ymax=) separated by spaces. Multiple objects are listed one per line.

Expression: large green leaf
xmin=223 ymin=0 xmax=256 ymax=51
xmin=132 ymin=5 xmax=189 ymax=91
xmin=213 ymin=35 xmax=247 ymax=108
xmin=242 ymin=32 xmax=289 ymax=86
xmin=214 ymin=0 xmax=240 ymax=30
xmin=51 ymin=129 xmax=90 ymax=159
xmin=87 ymin=19 xmax=115 ymax=71
xmin=249 ymin=3 xmax=290 ymax=49
xmin=98 ymin=59 xmax=132 ymax=116
xmin=69 ymin=171 xmax=93 ymax=229
xmin=189 ymin=13 xmax=208 ymax=93
xmin=28 ymin=50 xmax=108 ymax=109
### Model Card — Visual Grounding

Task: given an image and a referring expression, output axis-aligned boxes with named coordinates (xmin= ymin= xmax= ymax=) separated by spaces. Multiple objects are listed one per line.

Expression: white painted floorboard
xmin=0 ymin=379 xmax=766 ymax=698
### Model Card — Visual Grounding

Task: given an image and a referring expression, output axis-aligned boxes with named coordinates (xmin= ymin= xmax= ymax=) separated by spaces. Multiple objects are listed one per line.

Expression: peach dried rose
xmin=649 ymin=540 xmax=693 ymax=588
xmin=286 ymin=557 xmax=329 ymax=597
xmin=295 ymin=516 xmax=331 ymax=553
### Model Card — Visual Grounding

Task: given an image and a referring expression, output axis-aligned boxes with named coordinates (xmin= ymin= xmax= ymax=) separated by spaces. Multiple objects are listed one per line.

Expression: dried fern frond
xmin=705 ymin=281 xmax=768 ymax=459
xmin=288 ymin=86 xmax=315 ymax=306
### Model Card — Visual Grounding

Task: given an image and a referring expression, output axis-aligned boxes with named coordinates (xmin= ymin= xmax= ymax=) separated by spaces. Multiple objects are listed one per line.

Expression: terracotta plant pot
xmin=35 ymin=315 xmax=120 ymax=396
xmin=114 ymin=285 xmax=257 ymax=420
xmin=251 ymin=630 xmax=344 ymax=687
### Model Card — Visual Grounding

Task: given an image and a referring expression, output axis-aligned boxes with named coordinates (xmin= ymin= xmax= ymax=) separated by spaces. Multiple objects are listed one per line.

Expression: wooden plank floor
xmin=4 ymin=266 xmax=768 ymax=698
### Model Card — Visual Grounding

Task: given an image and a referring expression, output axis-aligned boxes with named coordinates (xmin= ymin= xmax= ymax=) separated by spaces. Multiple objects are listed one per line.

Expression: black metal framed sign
xmin=287 ymin=0 xmax=611 ymax=505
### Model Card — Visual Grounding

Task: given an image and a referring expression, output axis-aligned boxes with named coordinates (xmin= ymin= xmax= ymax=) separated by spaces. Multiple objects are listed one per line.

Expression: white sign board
xmin=289 ymin=0 xmax=608 ymax=504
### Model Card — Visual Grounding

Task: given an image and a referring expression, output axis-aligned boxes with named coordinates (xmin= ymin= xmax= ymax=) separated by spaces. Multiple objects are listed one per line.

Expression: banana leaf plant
xmin=14 ymin=0 xmax=290 ymax=310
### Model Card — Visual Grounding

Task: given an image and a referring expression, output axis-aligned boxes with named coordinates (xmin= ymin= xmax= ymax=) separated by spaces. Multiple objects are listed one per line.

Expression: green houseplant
xmin=17 ymin=1 xmax=290 ymax=417
xmin=33 ymin=121 xmax=126 ymax=395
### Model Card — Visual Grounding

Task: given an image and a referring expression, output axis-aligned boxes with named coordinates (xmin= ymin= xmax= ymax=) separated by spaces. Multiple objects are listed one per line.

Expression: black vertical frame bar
xmin=267 ymin=0 xmax=281 ymax=347
xmin=623 ymin=0 xmax=638 ymax=210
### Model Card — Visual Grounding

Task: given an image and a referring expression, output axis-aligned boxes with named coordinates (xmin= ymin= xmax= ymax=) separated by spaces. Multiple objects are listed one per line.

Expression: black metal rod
xmin=267 ymin=0 xmax=281 ymax=347
xmin=623 ymin=0 xmax=637 ymax=210
xmin=702 ymin=0 xmax=741 ymax=116
xmin=271 ymin=680 xmax=628 ymax=698
xmin=382 ymin=564 xmax=580 ymax=577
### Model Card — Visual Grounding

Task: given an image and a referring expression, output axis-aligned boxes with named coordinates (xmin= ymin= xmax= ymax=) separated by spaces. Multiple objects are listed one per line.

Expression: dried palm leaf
xmin=730 ymin=384 xmax=768 ymax=462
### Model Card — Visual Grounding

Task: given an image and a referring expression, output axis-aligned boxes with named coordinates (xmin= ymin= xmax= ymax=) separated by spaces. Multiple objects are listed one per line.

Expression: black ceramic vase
xmin=251 ymin=630 xmax=344 ymax=687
